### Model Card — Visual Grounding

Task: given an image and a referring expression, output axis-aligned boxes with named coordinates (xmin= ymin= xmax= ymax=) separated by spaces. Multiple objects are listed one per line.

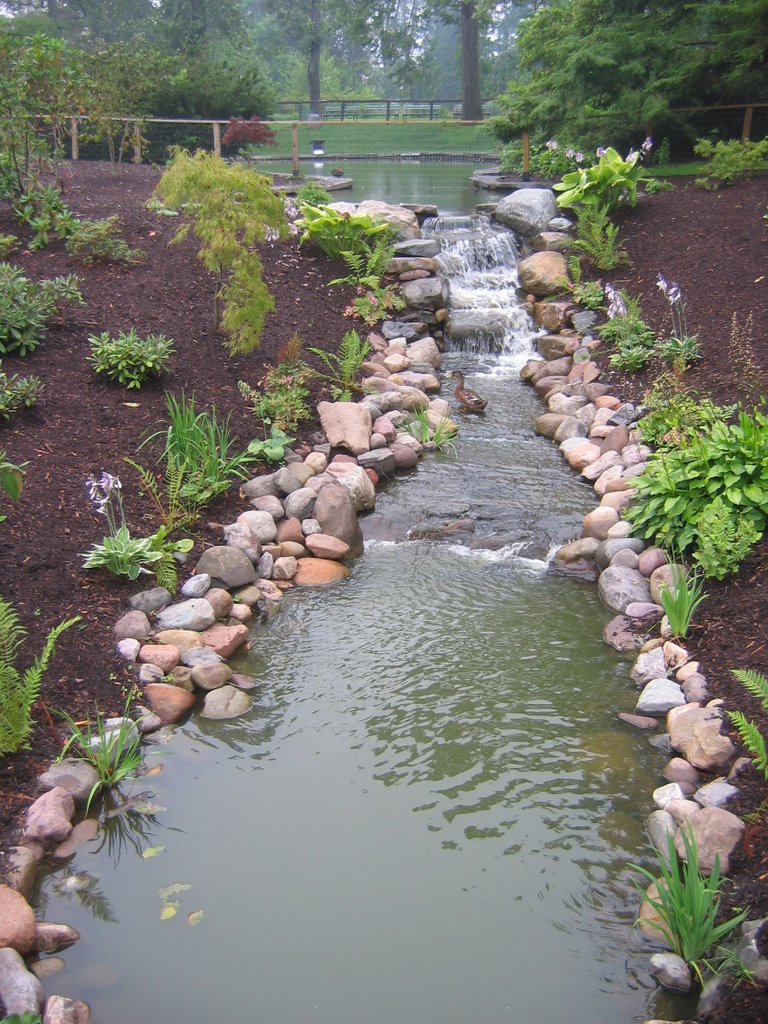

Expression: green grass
xmin=244 ymin=121 xmax=497 ymax=159
xmin=653 ymin=162 xmax=708 ymax=177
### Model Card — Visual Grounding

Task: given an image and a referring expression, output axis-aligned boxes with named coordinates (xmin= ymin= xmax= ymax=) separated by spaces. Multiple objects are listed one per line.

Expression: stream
xmin=32 ymin=174 xmax=690 ymax=1023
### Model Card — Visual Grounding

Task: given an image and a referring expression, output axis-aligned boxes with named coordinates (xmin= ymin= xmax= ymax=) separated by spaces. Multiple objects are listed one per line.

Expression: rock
xmin=638 ymin=547 xmax=667 ymax=577
xmin=402 ymin=276 xmax=448 ymax=311
xmin=142 ymin=683 xmax=197 ymax=723
xmin=617 ymin=711 xmax=658 ymax=729
xmin=294 ymin=558 xmax=350 ymax=586
xmin=38 ymin=759 xmax=99 ymax=805
xmin=52 ymin=819 xmax=99 ymax=859
xmin=518 ymin=251 xmax=569 ymax=296
xmin=556 ymin=537 xmax=600 ymax=563
xmin=181 ymin=573 xmax=212 ymax=599
xmin=190 ymin=663 xmax=233 ymax=691
xmin=533 ymin=300 xmax=572 ymax=331
xmin=407 ymin=336 xmax=442 ymax=369
xmin=284 ymin=486 xmax=317 ymax=520
xmin=196 ymin=544 xmax=258 ymax=588
xmin=25 ymin=788 xmax=74 ymax=845
xmin=273 ymin=555 xmax=298 ymax=580
xmin=595 ymin=537 xmax=646 ymax=571
xmin=674 ymin=806 xmax=744 ymax=873
xmin=113 ymin=610 xmax=151 ymax=641
xmin=128 ymin=587 xmax=172 ymax=613
xmin=204 ymin=587 xmax=233 ymax=619
xmin=153 ymin=628 xmax=203 ymax=654
xmin=222 ymin=516 xmax=270 ymax=559
xmin=665 ymin=798 xmax=702 ymax=824
xmin=653 ymin=782 xmax=686 ymax=809
xmin=0 ymin=947 xmax=44 ymax=1015
xmin=200 ymin=622 xmax=249 ymax=658
xmin=581 ymin=507 xmax=619 ymax=540
xmin=630 ymin=647 xmax=668 ymax=686
xmin=597 ymin=566 xmax=652 ymax=613
xmin=43 ymin=994 xmax=92 ymax=1024
xmin=33 ymin=922 xmax=80 ymax=953
xmin=636 ymin=881 xmax=669 ymax=944
xmin=649 ymin=562 xmax=684 ymax=604
xmin=305 ymin=534 xmax=351 ymax=560
xmin=636 ymin=678 xmax=686 ymax=716
xmin=693 ymin=779 xmax=739 ymax=808
xmin=115 ymin=637 xmax=140 ymax=661
xmin=663 ymin=757 xmax=701 ymax=788
xmin=329 ymin=464 xmax=376 ymax=512
xmin=603 ymin=616 xmax=649 ymax=652
xmin=317 ymin=401 xmax=372 ymax=456
xmin=495 ymin=188 xmax=557 ymax=236
xmin=0 ymin=885 xmax=36 ymax=953
xmin=356 ymin=199 xmax=419 ymax=240
xmin=276 ymin=517 xmax=304 ymax=545
xmin=390 ymin=442 xmax=420 ymax=469
xmin=649 ymin=952 xmax=692 ymax=994
xmin=667 ymin=703 xmax=735 ymax=771
xmin=153 ymin=598 xmax=216 ymax=632
xmin=625 ymin=602 xmax=663 ymax=621
xmin=392 ymin=238 xmax=440 ymax=258
xmin=357 ymin=449 xmax=397 ymax=478
xmin=646 ymin=810 xmax=676 ymax=862
xmin=682 ymin=672 xmax=710 ymax=704
xmin=138 ymin=643 xmax=180 ymax=673
xmin=581 ymin=450 xmax=623 ymax=482
xmin=2 ymin=846 xmax=41 ymax=898
xmin=200 ymin=684 xmax=253 ymax=719
xmin=29 ymin=957 xmax=65 ymax=979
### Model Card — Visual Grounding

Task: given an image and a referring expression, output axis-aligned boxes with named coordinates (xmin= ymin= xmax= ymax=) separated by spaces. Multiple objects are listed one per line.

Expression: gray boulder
xmin=597 ymin=565 xmax=652 ymax=613
xmin=195 ymin=545 xmax=258 ymax=588
xmin=313 ymin=483 xmax=364 ymax=557
xmin=0 ymin=947 xmax=44 ymax=1015
xmin=495 ymin=188 xmax=557 ymax=236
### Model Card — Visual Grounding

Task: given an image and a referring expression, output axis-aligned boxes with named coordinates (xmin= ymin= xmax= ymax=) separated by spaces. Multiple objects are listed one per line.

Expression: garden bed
xmin=1 ymin=162 xmax=767 ymax=1023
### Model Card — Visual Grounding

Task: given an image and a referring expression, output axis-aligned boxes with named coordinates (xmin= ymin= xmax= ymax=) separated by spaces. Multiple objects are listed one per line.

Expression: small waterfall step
xmin=423 ymin=213 xmax=536 ymax=358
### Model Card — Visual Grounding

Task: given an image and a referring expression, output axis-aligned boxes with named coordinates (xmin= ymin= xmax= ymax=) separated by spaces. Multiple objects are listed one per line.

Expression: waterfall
xmin=422 ymin=213 xmax=538 ymax=362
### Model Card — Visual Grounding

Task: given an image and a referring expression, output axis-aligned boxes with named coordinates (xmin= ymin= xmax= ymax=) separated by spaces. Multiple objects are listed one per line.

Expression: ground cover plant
xmin=0 ymin=163 xmax=766 ymax=1024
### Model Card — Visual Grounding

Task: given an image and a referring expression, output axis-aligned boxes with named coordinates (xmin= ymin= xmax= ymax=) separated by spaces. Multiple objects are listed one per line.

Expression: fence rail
xmin=271 ymin=99 xmax=499 ymax=122
xmin=60 ymin=103 xmax=767 ymax=168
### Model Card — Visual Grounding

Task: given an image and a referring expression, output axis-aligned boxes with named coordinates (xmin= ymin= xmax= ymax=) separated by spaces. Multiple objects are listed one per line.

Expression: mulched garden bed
xmin=1 ymin=161 xmax=767 ymax=1023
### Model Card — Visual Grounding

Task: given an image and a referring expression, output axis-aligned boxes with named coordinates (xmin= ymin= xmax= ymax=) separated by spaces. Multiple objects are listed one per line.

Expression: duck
xmin=451 ymin=370 xmax=487 ymax=414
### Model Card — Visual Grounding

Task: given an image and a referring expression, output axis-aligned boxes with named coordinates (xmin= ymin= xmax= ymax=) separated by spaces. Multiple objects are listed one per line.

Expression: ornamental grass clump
xmin=657 ymin=563 xmax=707 ymax=639
xmin=633 ymin=828 xmax=747 ymax=984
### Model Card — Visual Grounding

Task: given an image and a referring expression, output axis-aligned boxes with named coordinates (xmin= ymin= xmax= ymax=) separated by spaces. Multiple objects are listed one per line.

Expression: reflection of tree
xmin=97 ymin=787 xmax=184 ymax=868
xmin=50 ymin=870 xmax=119 ymax=924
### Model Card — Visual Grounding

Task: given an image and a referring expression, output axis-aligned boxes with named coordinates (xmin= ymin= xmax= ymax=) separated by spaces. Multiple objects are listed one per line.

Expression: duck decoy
xmin=451 ymin=370 xmax=487 ymax=414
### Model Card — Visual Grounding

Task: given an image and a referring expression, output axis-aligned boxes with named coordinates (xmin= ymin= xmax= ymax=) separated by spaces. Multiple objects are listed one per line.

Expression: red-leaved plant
xmin=221 ymin=117 xmax=277 ymax=148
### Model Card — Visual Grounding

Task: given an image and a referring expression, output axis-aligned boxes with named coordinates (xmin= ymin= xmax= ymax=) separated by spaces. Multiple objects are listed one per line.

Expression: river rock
xmin=0 ymin=885 xmax=36 ymax=953
xmin=113 ymin=610 xmax=151 ymax=641
xmin=625 ymin=602 xmax=663 ymax=620
xmin=636 ymin=881 xmax=669 ymax=945
xmin=407 ymin=336 xmax=441 ymax=368
xmin=595 ymin=537 xmax=646 ymax=571
xmin=637 ymin=547 xmax=667 ymax=577
xmin=153 ymin=598 xmax=216 ymax=633
xmin=597 ymin=566 xmax=652 ymax=613
xmin=128 ymin=587 xmax=172 ymax=613
xmin=38 ymin=759 xmax=99 ymax=805
xmin=201 ymin=622 xmax=248 ymax=658
xmin=392 ymin=238 xmax=440 ymax=258
xmin=203 ymin=588 xmax=233 ymax=619
xmin=329 ymin=464 xmax=376 ymax=512
xmin=674 ymin=806 xmax=744 ymax=873
xmin=294 ymin=558 xmax=350 ymax=586
xmin=222 ymin=514 xmax=273 ymax=558
xmin=25 ymin=788 xmax=74 ymax=845
xmin=603 ymin=615 xmax=649 ymax=652
xmin=51 ymin=819 xmax=99 ymax=859
xmin=617 ymin=712 xmax=658 ymax=729
xmin=518 ymin=252 xmax=569 ymax=296
xmin=310 ymin=484 xmax=364 ymax=557
xmin=682 ymin=672 xmax=710 ymax=704
xmin=649 ymin=562 xmax=684 ymax=604
xmin=554 ymin=416 xmax=587 ymax=442
xmin=190 ymin=663 xmax=233 ymax=691
xmin=2 ymin=846 xmax=41 ymax=899
xmin=635 ymin=679 xmax=685 ymax=716
xmin=401 ymin=276 xmax=448 ymax=311
xmin=667 ymin=703 xmax=735 ymax=770
xmin=251 ymin=493 xmax=287 ymax=518
xmin=358 ymin=448 xmax=397 ymax=478
xmin=138 ymin=643 xmax=180 ymax=673
xmin=665 ymin=798 xmax=702 ymax=824
xmin=356 ymin=199 xmax=419 ymax=240
xmin=694 ymin=779 xmax=739 ymax=808
xmin=495 ymin=188 xmax=557 ymax=236
xmin=556 ymin=537 xmax=600 ymax=562
xmin=42 ymin=994 xmax=91 ymax=1024
xmin=33 ymin=922 xmax=80 ymax=953
xmin=582 ymin=450 xmax=623 ymax=482
xmin=0 ymin=947 xmax=44 ymax=1015
xmin=305 ymin=534 xmax=350 ymax=560
xmin=142 ymin=683 xmax=197 ymax=723
xmin=653 ymin=782 xmax=686 ymax=809
xmin=317 ymin=401 xmax=372 ymax=456
xmin=649 ymin=953 xmax=692 ymax=994
xmin=646 ymin=809 xmax=676 ymax=862
xmin=200 ymin=685 xmax=253 ymax=720
xmin=181 ymin=573 xmax=211 ymax=598
xmin=663 ymin=757 xmax=701 ymax=788
xmin=630 ymin=647 xmax=668 ymax=686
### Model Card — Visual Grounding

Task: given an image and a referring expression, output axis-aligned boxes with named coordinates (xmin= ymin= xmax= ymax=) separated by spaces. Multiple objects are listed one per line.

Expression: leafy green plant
xmin=0 ymin=1011 xmax=43 ymax=1024
xmin=57 ymin=693 xmax=144 ymax=812
xmin=0 ymin=365 xmax=43 ymax=421
xmin=655 ymin=276 xmax=700 ymax=372
xmin=626 ymin=408 xmax=768 ymax=551
xmin=601 ymin=286 xmax=656 ymax=371
xmin=346 ymin=285 xmax=406 ymax=326
xmin=246 ymin=427 xmax=296 ymax=464
xmin=0 ymin=263 xmax=83 ymax=357
xmin=296 ymin=203 xmax=392 ymax=260
xmin=0 ymin=232 xmax=16 ymax=257
xmin=65 ymin=216 xmax=144 ymax=265
xmin=404 ymin=408 xmax=457 ymax=453
xmin=499 ymin=138 xmax=597 ymax=177
xmin=658 ymin=563 xmax=707 ymax=638
xmin=12 ymin=184 xmax=76 ymax=250
xmin=142 ymin=391 xmax=259 ymax=507
xmin=0 ymin=449 xmax=25 ymax=523
xmin=87 ymin=329 xmax=174 ymax=389
xmin=0 ymin=596 xmax=79 ymax=756
xmin=308 ymin=329 xmax=371 ymax=400
xmin=632 ymin=827 xmax=748 ymax=984
xmin=295 ymin=182 xmax=332 ymax=206
xmin=566 ymin=204 xmax=630 ymax=270
xmin=238 ymin=357 xmax=314 ymax=436
xmin=81 ymin=472 xmax=165 ymax=581
xmin=729 ymin=669 xmax=768 ymax=781
xmin=554 ymin=144 xmax=657 ymax=211
xmin=694 ymin=137 xmax=768 ymax=189
xmin=155 ymin=149 xmax=287 ymax=354
xmin=693 ymin=497 xmax=762 ymax=580
xmin=566 ymin=259 xmax=605 ymax=310
xmin=329 ymin=234 xmax=397 ymax=290
xmin=145 ymin=525 xmax=194 ymax=593
xmin=123 ymin=455 xmax=199 ymax=530
xmin=637 ymin=375 xmax=734 ymax=449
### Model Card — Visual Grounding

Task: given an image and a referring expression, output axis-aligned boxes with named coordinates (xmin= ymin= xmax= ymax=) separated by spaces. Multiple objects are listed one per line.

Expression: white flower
xmin=546 ymin=139 xmax=559 ymax=151
xmin=575 ymin=152 xmax=585 ymax=163
xmin=565 ymin=147 xmax=574 ymax=158
xmin=596 ymin=147 xmax=606 ymax=158
xmin=642 ymin=136 xmax=653 ymax=153
xmin=604 ymin=283 xmax=626 ymax=319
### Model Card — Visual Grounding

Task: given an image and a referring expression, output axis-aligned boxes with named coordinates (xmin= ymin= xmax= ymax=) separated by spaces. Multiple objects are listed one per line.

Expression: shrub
xmin=0 ymin=264 xmax=83 ymax=357
xmin=12 ymin=184 xmax=76 ymax=251
xmin=0 ymin=596 xmax=79 ymax=755
xmin=295 ymin=182 xmax=332 ymax=206
xmin=694 ymin=137 xmax=768 ymax=189
xmin=296 ymin=203 xmax=392 ymax=260
xmin=566 ymin=205 xmax=630 ymax=270
xmin=87 ymin=329 xmax=174 ymax=389
xmin=694 ymin=497 xmax=761 ymax=580
xmin=0 ymin=366 xmax=43 ymax=420
xmin=554 ymin=145 xmax=656 ymax=212
xmin=65 ymin=216 xmax=144 ymax=265
xmin=637 ymin=375 xmax=734 ymax=449
xmin=221 ymin=116 xmax=277 ymax=149
xmin=499 ymin=139 xmax=597 ymax=178
xmin=0 ymin=233 xmax=17 ymax=257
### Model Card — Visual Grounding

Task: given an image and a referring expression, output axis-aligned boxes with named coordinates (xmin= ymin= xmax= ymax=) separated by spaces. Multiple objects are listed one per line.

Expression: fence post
xmin=132 ymin=120 xmax=141 ymax=164
xmin=213 ymin=121 xmax=221 ymax=157
xmin=522 ymin=131 xmax=530 ymax=181
xmin=341 ymin=100 xmax=346 ymax=121
xmin=70 ymin=116 xmax=79 ymax=161
xmin=742 ymin=105 xmax=754 ymax=141
xmin=291 ymin=122 xmax=300 ymax=176
xmin=386 ymin=100 xmax=391 ymax=122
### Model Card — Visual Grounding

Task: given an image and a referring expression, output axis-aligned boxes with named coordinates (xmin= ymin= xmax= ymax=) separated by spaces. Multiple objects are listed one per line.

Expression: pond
xmin=32 ymin=172 xmax=692 ymax=1024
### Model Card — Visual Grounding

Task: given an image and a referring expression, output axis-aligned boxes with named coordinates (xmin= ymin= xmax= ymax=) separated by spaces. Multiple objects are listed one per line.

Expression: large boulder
xmin=355 ymin=200 xmax=419 ymax=240
xmin=401 ymin=276 xmax=448 ymax=311
xmin=495 ymin=188 xmax=557 ymax=236
xmin=0 ymin=885 xmax=36 ymax=954
xmin=517 ymin=252 xmax=569 ymax=297
xmin=195 ymin=545 xmax=258 ymax=588
xmin=313 ymin=483 xmax=364 ymax=557
xmin=598 ymin=565 xmax=653 ymax=613
xmin=318 ymin=401 xmax=372 ymax=457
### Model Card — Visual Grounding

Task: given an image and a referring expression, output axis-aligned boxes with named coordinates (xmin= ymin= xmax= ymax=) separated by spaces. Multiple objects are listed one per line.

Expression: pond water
xmin=32 ymin=172 xmax=695 ymax=1024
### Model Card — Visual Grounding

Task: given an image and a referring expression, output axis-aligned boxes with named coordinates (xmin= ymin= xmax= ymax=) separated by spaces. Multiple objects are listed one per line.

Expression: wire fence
xmin=271 ymin=99 xmax=500 ymax=122
xmin=61 ymin=103 xmax=767 ymax=168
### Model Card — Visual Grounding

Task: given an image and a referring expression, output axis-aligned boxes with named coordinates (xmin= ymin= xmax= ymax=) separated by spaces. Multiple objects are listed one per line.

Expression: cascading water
xmin=422 ymin=213 xmax=535 ymax=364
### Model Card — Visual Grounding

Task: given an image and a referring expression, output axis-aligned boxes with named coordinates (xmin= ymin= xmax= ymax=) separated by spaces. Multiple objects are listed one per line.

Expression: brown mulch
xmin=1 ymin=163 xmax=768 ymax=1022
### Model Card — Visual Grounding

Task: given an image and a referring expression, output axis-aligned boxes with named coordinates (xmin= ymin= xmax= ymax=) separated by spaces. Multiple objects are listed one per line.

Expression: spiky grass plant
xmin=0 ymin=598 xmax=79 ymax=755
xmin=729 ymin=669 xmax=768 ymax=780
xmin=658 ymin=564 xmax=707 ymax=638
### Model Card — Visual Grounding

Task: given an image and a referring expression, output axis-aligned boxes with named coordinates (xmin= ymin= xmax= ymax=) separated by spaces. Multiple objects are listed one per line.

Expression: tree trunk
xmin=308 ymin=0 xmax=321 ymax=114
xmin=459 ymin=2 xmax=482 ymax=121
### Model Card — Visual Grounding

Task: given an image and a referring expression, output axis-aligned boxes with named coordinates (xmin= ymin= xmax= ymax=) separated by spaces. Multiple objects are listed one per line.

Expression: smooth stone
xmin=595 ymin=537 xmax=646 ymax=571
xmin=200 ymin=685 xmax=253 ymax=720
xmin=38 ymin=760 xmax=99 ymax=805
xmin=115 ymin=637 xmax=140 ymax=661
xmin=204 ymin=587 xmax=234 ymax=618
xmin=276 ymin=516 xmax=304 ymax=545
xmin=665 ymin=798 xmax=702 ymax=824
xmin=190 ymin=663 xmax=233 ymax=691
xmin=630 ymin=647 xmax=668 ymax=686
xmin=29 ymin=956 xmax=65 ymax=979
xmin=636 ymin=679 xmax=686 ymax=716
xmin=2 ymin=846 xmax=41 ymax=898
xmin=653 ymin=782 xmax=686 ymax=809
xmin=180 ymin=646 xmax=223 ymax=667
xmin=284 ymin=486 xmax=317 ymax=520
xmin=636 ymin=881 xmax=670 ymax=945
xmin=625 ymin=602 xmax=664 ymax=621
xmin=33 ymin=922 xmax=80 ymax=953
xmin=603 ymin=616 xmax=649 ymax=652
xmin=25 ymin=788 xmax=74 ymax=845
xmin=617 ymin=711 xmax=658 ymax=730
xmin=294 ymin=559 xmax=350 ymax=586
xmin=142 ymin=683 xmax=197 ymax=723
xmin=113 ymin=610 xmax=151 ymax=641
xmin=273 ymin=555 xmax=299 ymax=580
xmin=154 ymin=599 xmax=216 ymax=632
xmin=638 ymin=547 xmax=667 ymax=577
xmin=682 ymin=673 xmax=710 ymax=704
xmin=180 ymin=573 xmax=211 ymax=598
xmin=663 ymin=757 xmax=701 ymax=787
xmin=597 ymin=566 xmax=652 ymax=614
xmin=495 ymin=187 xmax=557 ymax=236
xmin=556 ymin=537 xmax=600 ymax=562
xmin=200 ymin=622 xmax=249 ymax=658
xmin=0 ymin=947 xmax=44 ymax=1014
xmin=279 ymin=541 xmax=306 ymax=559
xmin=674 ymin=806 xmax=744 ymax=873
xmin=649 ymin=952 xmax=693 ymax=994
xmin=127 ymin=587 xmax=172 ymax=613
xmin=137 ymin=663 xmax=164 ymax=685
xmin=305 ymin=534 xmax=351 ymax=560
xmin=313 ymin=483 xmax=365 ymax=557
xmin=153 ymin=628 xmax=203 ymax=654
xmin=137 ymin=643 xmax=180 ymax=673
xmin=42 ymin=994 xmax=92 ymax=1023
xmin=0 ymin=885 xmax=36 ymax=953
xmin=581 ymin=506 xmax=619 ymax=540
xmin=693 ymin=779 xmax=739 ymax=808
xmin=667 ymin=703 xmax=735 ymax=770
xmin=646 ymin=810 xmax=676 ymax=863
xmin=196 ymin=544 xmax=258 ymax=588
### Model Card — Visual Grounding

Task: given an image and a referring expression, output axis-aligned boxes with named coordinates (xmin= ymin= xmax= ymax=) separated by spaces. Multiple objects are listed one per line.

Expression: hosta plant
xmin=296 ymin=204 xmax=392 ymax=260
xmin=554 ymin=143 xmax=656 ymax=212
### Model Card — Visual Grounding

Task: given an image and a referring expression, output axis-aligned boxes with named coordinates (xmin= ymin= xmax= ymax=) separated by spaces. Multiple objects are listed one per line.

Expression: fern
xmin=0 ymin=598 xmax=80 ymax=755
xmin=308 ymin=329 xmax=371 ymax=401
xmin=732 ymin=668 xmax=768 ymax=709
xmin=729 ymin=711 xmax=768 ymax=779
xmin=153 ymin=552 xmax=179 ymax=593
xmin=124 ymin=456 xmax=198 ymax=529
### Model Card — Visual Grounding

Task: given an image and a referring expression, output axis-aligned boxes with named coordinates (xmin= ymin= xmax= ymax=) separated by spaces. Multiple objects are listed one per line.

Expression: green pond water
xmin=32 ymin=168 xmax=696 ymax=1023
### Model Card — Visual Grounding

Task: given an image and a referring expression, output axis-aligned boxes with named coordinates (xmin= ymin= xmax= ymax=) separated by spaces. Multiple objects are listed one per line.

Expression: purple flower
xmin=596 ymin=147 xmax=606 ymax=158
xmin=641 ymin=136 xmax=653 ymax=153
xmin=575 ymin=152 xmax=585 ymax=163
xmin=657 ymin=274 xmax=682 ymax=306
xmin=546 ymin=139 xmax=559 ymax=151
xmin=565 ymin=147 xmax=574 ymax=159
xmin=604 ymin=283 xmax=627 ymax=320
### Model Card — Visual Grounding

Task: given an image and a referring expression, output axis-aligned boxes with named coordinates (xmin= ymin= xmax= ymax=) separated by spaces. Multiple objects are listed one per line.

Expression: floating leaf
xmin=158 ymin=882 xmax=191 ymax=902
xmin=160 ymin=903 xmax=178 ymax=921
xmin=132 ymin=802 xmax=167 ymax=815
xmin=142 ymin=845 xmax=165 ymax=860
xmin=187 ymin=910 xmax=205 ymax=927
